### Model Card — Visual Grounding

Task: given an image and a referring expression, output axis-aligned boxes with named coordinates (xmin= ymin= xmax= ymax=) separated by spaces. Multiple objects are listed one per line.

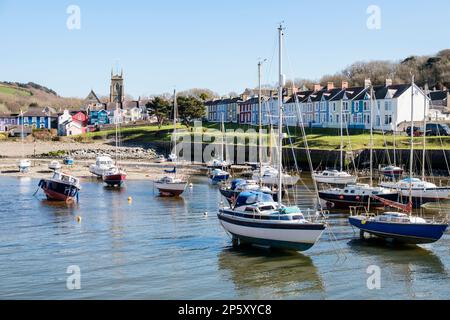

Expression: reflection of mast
xmin=422 ymin=84 xmax=429 ymax=181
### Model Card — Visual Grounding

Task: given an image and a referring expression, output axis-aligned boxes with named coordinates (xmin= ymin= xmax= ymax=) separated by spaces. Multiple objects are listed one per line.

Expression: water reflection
xmin=218 ymin=247 xmax=324 ymax=299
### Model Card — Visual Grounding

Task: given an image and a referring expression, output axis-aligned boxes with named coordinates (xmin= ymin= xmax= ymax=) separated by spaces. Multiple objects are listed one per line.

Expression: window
xmin=343 ymin=102 xmax=349 ymax=111
xmin=385 ymin=115 xmax=392 ymax=125
xmin=354 ymin=102 xmax=359 ymax=112
xmin=376 ymin=116 xmax=381 ymax=126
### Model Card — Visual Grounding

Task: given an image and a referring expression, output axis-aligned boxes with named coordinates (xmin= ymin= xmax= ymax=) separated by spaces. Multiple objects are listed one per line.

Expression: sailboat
xmin=154 ymin=90 xmax=188 ymax=197
xmin=312 ymin=98 xmax=357 ymax=185
xmin=380 ymin=124 xmax=403 ymax=179
xmin=103 ymin=103 xmax=127 ymax=187
xmin=218 ymin=24 xmax=326 ymax=251
xmin=319 ymin=86 xmax=398 ymax=209
xmin=379 ymin=83 xmax=450 ymax=208
xmin=206 ymin=115 xmax=231 ymax=169
xmin=220 ymin=60 xmax=279 ymax=203
xmin=208 ymin=114 xmax=231 ymax=183
xmin=18 ymin=110 xmax=31 ymax=173
xmin=349 ymin=76 xmax=448 ymax=244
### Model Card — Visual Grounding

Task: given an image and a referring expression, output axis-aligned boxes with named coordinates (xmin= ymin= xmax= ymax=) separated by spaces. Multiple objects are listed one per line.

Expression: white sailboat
xmin=18 ymin=110 xmax=31 ymax=173
xmin=218 ymin=24 xmax=326 ymax=251
xmin=154 ymin=89 xmax=187 ymax=197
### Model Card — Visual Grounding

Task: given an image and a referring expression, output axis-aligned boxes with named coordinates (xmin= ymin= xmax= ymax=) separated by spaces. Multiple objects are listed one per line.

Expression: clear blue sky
xmin=1 ymin=0 xmax=449 ymax=99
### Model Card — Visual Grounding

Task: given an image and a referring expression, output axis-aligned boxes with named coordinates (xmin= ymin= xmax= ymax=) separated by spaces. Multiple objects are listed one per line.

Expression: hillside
xmin=0 ymin=82 xmax=84 ymax=114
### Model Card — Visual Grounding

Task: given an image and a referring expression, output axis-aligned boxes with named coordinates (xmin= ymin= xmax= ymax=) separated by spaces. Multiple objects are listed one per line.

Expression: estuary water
xmin=0 ymin=175 xmax=449 ymax=300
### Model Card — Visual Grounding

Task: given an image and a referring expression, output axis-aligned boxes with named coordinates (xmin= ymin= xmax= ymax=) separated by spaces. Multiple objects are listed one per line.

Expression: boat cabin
xmin=51 ymin=172 xmax=80 ymax=187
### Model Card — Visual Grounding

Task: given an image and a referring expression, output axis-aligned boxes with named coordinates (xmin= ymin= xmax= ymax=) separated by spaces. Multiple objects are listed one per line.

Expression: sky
xmin=0 ymin=0 xmax=449 ymax=99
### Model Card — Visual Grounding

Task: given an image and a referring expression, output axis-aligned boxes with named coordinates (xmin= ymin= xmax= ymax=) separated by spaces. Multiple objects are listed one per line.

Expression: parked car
xmin=405 ymin=126 xmax=423 ymax=137
xmin=425 ymin=123 xmax=450 ymax=136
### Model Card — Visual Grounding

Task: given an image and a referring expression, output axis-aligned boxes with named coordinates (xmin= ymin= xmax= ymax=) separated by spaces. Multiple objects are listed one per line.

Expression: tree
xmin=177 ymin=95 xmax=205 ymax=127
xmin=146 ymin=96 xmax=172 ymax=128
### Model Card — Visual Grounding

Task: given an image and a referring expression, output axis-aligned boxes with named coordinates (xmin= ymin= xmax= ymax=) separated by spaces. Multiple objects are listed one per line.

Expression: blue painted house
xmin=89 ymin=109 xmax=110 ymax=125
xmin=19 ymin=106 xmax=57 ymax=129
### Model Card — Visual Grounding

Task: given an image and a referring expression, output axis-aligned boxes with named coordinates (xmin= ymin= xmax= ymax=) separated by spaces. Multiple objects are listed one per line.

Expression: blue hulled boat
xmin=349 ymin=212 xmax=448 ymax=244
xmin=210 ymin=169 xmax=230 ymax=183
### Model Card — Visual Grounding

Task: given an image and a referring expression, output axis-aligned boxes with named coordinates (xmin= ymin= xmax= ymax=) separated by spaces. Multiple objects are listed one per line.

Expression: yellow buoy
xmin=76 ymin=216 xmax=82 ymax=223
xmin=128 ymin=196 xmax=133 ymax=203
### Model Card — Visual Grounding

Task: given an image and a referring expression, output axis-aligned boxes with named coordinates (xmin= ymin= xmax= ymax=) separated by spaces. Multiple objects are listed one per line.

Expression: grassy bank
xmin=71 ymin=122 xmax=450 ymax=150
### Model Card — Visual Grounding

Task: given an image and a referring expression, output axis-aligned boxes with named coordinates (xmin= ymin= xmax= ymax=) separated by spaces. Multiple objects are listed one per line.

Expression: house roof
xmin=23 ymin=107 xmax=57 ymax=117
xmin=85 ymin=90 xmax=101 ymax=104
xmin=429 ymin=90 xmax=449 ymax=101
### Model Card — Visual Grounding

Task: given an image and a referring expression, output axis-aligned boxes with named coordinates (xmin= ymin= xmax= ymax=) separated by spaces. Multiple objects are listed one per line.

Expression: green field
xmin=75 ymin=123 xmax=450 ymax=150
xmin=0 ymin=85 xmax=32 ymax=97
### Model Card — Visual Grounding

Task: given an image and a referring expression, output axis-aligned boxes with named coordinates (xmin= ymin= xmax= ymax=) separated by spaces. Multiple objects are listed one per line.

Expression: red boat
xmin=103 ymin=168 xmax=127 ymax=187
xmin=38 ymin=172 xmax=81 ymax=202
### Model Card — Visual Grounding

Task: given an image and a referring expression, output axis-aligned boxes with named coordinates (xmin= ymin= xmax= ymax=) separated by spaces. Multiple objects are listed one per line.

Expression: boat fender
xmin=356 ymin=196 xmax=360 ymax=200
xmin=339 ymin=195 xmax=344 ymax=200
xmin=362 ymin=220 xmax=367 ymax=225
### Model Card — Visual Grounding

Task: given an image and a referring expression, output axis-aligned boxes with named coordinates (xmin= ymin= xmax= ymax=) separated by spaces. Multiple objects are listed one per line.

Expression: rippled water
xmin=0 ymin=175 xmax=449 ymax=300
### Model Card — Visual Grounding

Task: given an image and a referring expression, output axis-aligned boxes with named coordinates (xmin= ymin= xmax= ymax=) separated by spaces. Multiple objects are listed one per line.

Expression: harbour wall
xmin=138 ymin=141 xmax=450 ymax=175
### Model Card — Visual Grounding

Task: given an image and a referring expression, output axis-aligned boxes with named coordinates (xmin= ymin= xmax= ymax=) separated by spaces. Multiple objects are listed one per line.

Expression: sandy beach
xmin=0 ymin=141 xmax=204 ymax=180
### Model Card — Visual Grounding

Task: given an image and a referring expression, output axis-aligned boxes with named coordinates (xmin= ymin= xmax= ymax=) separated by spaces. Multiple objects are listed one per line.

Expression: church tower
xmin=110 ymin=68 xmax=124 ymax=103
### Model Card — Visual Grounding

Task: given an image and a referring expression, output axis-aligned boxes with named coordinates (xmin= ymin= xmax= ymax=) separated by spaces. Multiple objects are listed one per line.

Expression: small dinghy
xmin=48 ymin=160 xmax=62 ymax=171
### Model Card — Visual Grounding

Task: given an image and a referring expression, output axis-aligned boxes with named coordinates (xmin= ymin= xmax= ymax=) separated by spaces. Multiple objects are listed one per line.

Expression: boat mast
xmin=409 ymin=75 xmax=415 ymax=212
xmin=277 ymin=24 xmax=284 ymax=207
xmin=370 ymin=85 xmax=374 ymax=187
xmin=422 ymin=84 xmax=428 ymax=181
xmin=340 ymin=100 xmax=344 ymax=172
xmin=173 ymin=89 xmax=177 ymax=177
xmin=258 ymin=60 xmax=264 ymax=187
xmin=115 ymin=102 xmax=119 ymax=167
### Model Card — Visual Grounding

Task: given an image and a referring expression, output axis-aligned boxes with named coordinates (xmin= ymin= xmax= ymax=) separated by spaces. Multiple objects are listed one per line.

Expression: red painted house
xmin=70 ymin=111 xmax=88 ymax=133
xmin=238 ymin=98 xmax=257 ymax=124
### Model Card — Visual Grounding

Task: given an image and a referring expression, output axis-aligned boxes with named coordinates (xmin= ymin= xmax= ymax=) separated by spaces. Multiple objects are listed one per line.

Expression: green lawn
xmin=0 ymin=85 xmax=32 ymax=96
xmin=75 ymin=123 xmax=450 ymax=150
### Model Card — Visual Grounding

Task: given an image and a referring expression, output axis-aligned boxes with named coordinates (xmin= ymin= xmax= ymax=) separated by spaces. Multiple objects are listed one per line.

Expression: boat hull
xmin=313 ymin=175 xmax=357 ymax=185
xmin=319 ymin=191 xmax=399 ymax=209
xmin=349 ymin=216 xmax=448 ymax=244
xmin=103 ymin=173 xmax=126 ymax=187
xmin=218 ymin=212 xmax=325 ymax=251
xmin=154 ymin=182 xmax=186 ymax=197
xmin=211 ymin=174 xmax=230 ymax=183
xmin=38 ymin=179 xmax=80 ymax=202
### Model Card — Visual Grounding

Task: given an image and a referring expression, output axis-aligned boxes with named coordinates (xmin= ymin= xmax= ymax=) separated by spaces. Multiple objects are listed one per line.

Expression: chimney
xmin=364 ymin=79 xmax=372 ymax=89
xmin=341 ymin=81 xmax=349 ymax=89
xmin=327 ymin=82 xmax=334 ymax=91
xmin=385 ymin=79 xmax=393 ymax=87
xmin=313 ymin=84 xmax=322 ymax=92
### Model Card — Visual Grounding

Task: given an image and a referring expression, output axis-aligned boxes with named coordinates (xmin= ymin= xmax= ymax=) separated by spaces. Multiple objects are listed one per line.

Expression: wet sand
xmin=0 ymin=158 xmax=204 ymax=181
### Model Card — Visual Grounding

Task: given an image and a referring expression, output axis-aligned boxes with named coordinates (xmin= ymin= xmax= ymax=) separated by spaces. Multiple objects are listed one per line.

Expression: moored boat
xmin=38 ymin=171 xmax=81 ymax=202
xmin=210 ymin=168 xmax=231 ymax=183
xmin=154 ymin=175 xmax=187 ymax=197
xmin=48 ymin=160 xmax=62 ymax=171
xmin=89 ymin=155 xmax=115 ymax=177
xmin=218 ymin=191 xmax=326 ymax=251
xmin=380 ymin=165 xmax=403 ymax=179
xmin=102 ymin=167 xmax=127 ymax=187
xmin=18 ymin=159 xmax=31 ymax=173
xmin=63 ymin=157 xmax=74 ymax=166
xmin=319 ymin=184 xmax=399 ymax=209
xmin=312 ymin=170 xmax=357 ymax=185
xmin=219 ymin=179 xmax=278 ymax=205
